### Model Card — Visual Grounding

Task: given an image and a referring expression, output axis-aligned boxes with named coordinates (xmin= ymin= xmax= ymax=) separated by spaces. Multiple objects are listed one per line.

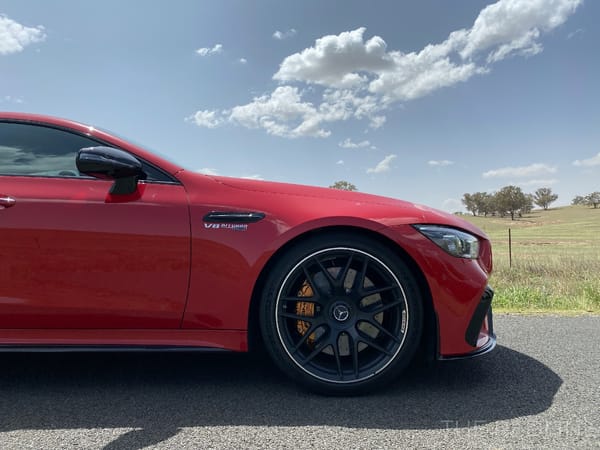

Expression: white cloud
xmin=238 ymin=58 xmax=248 ymax=64
xmin=514 ymin=178 xmax=558 ymax=187
xmin=241 ymin=174 xmax=264 ymax=180
xmin=197 ymin=167 xmax=220 ymax=176
xmin=460 ymin=0 xmax=580 ymax=61
xmin=428 ymin=159 xmax=454 ymax=167
xmin=339 ymin=138 xmax=370 ymax=149
xmin=573 ymin=152 xmax=600 ymax=167
xmin=368 ymin=48 xmax=486 ymax=103
xmin=274 ymin=28 xmax=394 ymax=88
xmin=485 ymin=29 xmax=542 ymax=63
xmin=228 ymin=86 xmax=330 ymax=138
xmin=273 ymin=29 xmax=297 ymax=40
xmin=336 ymin=160 xmax=345 ymax=165
xmin=196 ymin=44 xmax=223 ymax=56
xmin=0 ymin=15 xmax=46 ymax=55
xmin=367 ymin=154 xmax=397 ymax=174
xmin=482 ymin=163 xmax=557 ymax=178
xmin=190 ymin=0 xmax=581 ymax=138
xmin=369 ymin=115 xmax=386 ymax=129
xmin=1 ymin=95 xmax=24 ymax=104
xmin=187 ymin=110 xmax=224 ymax=128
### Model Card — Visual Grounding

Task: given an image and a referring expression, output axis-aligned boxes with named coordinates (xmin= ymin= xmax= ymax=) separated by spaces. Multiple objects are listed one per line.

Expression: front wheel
xmin=260 ymin=233 xmax=423 ymax=395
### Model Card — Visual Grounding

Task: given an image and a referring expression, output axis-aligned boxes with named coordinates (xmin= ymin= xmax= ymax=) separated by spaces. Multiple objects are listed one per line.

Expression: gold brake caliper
xmin=296 ymin=281 xmax=316 ymax=347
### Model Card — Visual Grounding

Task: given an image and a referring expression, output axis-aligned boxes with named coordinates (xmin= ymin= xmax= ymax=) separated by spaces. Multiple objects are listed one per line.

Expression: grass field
xmin=462 ymin=206 xmax=600 ymax=313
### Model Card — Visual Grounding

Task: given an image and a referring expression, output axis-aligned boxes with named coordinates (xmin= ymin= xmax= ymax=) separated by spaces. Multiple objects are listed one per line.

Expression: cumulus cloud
xmin=460 ymin=0 xmax=580 ymax=61
xmin=228 ymin=86 xmax=330 ymax=138
xmin=187 ymin=110 xmax=224 ymax=128
xmin=238 ymin=58 xmax=248 ymax=64
xmin=273 ymin=29 xmax=297 ymax=40
xmin=0 ymin=15 xmax=45 ymax=55
xmin=336 ymin=160 xmax=345 ymax=165
xmin=482 ymin=163 xmax=557 ymax=178
xmin=573 ymin=152 xmax=600 ymax=167
xmin=428 ymin=159 xmax=454 ymax=167
xmin=196 ymin=44 xmax=223 ymax=56
xmin=367 ymin=154 xmax=397 ymax=174
xmin=241 ymin=174 xmax=264 ymax=180
xmin=339 ymin=138 xmax=370 ymax=149
xmin=274 ymin=28 xmax=394 ymax=88
xmin=190 ymin=0 xmax=581 ymax=138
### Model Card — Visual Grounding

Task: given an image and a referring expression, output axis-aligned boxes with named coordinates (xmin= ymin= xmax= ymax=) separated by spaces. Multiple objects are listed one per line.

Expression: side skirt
xmin=0 ymin=329 xmax=247 ymax=352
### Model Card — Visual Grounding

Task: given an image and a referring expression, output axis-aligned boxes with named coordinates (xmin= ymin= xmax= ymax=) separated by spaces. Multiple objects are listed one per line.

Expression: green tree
xmin=329 ymin=180 xmax=358 ymax=191
xmin=481 ymin=192 xmax=497 ymax=217
xmin=462 ymin=193 xmax=477 ymax=216
xmin=586 ymin=192 xmax=600 ymax=208
xmin=520 ymin=193 xmax=534 ymax=215
xmin=533 ymin=187 xmax=558 ymax=210
xmin=471 ymin=192 xmax=490 ymax=216
xmin=572 ymin=195 xmax=586 ymax=205
xmin=494 ymin=185 xmax=528 ymax=220
xmin=462 ymin=192 xmax=494 ymax=216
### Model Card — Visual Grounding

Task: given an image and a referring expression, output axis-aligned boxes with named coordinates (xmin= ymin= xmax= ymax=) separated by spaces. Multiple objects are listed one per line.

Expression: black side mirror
xmin=76 ymin=146 xmax=146 ymax=195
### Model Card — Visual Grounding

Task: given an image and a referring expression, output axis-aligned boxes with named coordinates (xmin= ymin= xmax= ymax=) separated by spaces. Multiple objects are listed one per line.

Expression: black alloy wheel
xmin=260 ymin=233 xmax=423 ymax=394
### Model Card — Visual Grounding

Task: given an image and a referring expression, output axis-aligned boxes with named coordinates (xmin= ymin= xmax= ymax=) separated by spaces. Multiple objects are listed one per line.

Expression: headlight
xmin=413 ymin=225 xmax=480 ymax=259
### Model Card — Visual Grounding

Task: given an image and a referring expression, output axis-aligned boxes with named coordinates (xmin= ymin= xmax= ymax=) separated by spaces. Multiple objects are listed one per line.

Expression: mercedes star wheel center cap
xmin=332 ymin=304 xmax=350 ymax=322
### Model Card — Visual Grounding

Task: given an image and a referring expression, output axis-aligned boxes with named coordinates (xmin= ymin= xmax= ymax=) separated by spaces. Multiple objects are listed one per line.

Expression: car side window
xmin=0 ymin=122 xmax=174 ymax=182
xmin=0 ymin=122 xmax=101 ymax=178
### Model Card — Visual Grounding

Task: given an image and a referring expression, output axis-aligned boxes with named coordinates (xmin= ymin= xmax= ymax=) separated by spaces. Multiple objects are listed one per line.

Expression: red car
xmin=0 ymin=112 xmax=495 ymax=394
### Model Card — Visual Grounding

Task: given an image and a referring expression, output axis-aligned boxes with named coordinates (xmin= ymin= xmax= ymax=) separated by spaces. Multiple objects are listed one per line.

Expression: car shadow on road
xmin=0 ymin=344 xmax=561 ymax=449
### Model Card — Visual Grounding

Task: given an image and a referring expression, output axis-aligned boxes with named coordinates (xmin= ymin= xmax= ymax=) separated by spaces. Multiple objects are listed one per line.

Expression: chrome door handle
xmin=0 ymin=195 xmax=16 ymax=208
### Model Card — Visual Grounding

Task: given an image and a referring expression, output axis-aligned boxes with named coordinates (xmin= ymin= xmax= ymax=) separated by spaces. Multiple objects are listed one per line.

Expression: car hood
xmin=213 ymin=175 xmax=407 ymax=206
xmin=184 ymin=172 xmax=487 ymax=239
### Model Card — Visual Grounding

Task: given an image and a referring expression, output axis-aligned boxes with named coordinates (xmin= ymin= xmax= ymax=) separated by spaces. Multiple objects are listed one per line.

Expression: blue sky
xmin=1 ymin=0 xmax=598 ymax=211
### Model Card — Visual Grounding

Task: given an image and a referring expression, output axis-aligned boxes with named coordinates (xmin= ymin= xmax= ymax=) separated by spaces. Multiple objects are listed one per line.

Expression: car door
xmin=0 ymin=121 xmax=190 ymax=329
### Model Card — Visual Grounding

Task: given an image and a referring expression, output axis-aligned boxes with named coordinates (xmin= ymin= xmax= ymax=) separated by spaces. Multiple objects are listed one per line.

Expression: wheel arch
xmin=247 ymin=225 xmax=437 ymax=360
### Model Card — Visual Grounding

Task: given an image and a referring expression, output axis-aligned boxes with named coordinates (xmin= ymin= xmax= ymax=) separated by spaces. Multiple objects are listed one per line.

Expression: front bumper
xmin=439 ymin=287 xmax=496 ymax=361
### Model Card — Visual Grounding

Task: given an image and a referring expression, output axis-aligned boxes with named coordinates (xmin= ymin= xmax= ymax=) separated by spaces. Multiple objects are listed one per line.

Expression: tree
xmin=572 ymin=195 xmax=586 ymax=206
xmin=533 ymin=187 xmax=558 ymax=210
xmin=472 ymin=192 xmax=489 ymax=216
xmin=586 ymin=192 xmax=600 ymax=208
xmin=462 ymin=192 xmax=490 ymax=216
xmin=522 ymin=193 xmax=534 ymax=215
xmin=329 ymin=180 xmax=357 ymax=191
xmin=494 ymin=185 xmax=529 ymax=220
xmin=462 ymin=193 xmax=477 ymax=216
xmin=481 ymin=192 xmax=497 ymax=217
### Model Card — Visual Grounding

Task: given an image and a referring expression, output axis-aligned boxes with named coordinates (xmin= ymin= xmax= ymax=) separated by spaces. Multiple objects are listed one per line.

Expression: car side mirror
xmin=76 ymin=146 xmax=146 ymax=195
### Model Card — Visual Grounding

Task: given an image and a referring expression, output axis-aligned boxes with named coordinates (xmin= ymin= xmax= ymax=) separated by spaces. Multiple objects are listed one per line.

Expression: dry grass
xmin=462 ymin=206 xmax=600 ymax=313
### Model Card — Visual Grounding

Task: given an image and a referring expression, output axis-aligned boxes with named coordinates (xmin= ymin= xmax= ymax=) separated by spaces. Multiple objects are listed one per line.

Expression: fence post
xmin=508 ymin=228 xmax=512 ymax=268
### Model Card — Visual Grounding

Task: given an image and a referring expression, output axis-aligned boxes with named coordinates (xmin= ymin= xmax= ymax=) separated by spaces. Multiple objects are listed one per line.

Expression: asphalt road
xmin=0 ymin=315 xmax=598 ymax=449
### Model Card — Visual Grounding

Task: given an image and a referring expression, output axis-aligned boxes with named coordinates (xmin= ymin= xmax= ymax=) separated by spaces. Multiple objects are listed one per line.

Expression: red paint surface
xmin=0 ymin=112 xmax=493 ymax=357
